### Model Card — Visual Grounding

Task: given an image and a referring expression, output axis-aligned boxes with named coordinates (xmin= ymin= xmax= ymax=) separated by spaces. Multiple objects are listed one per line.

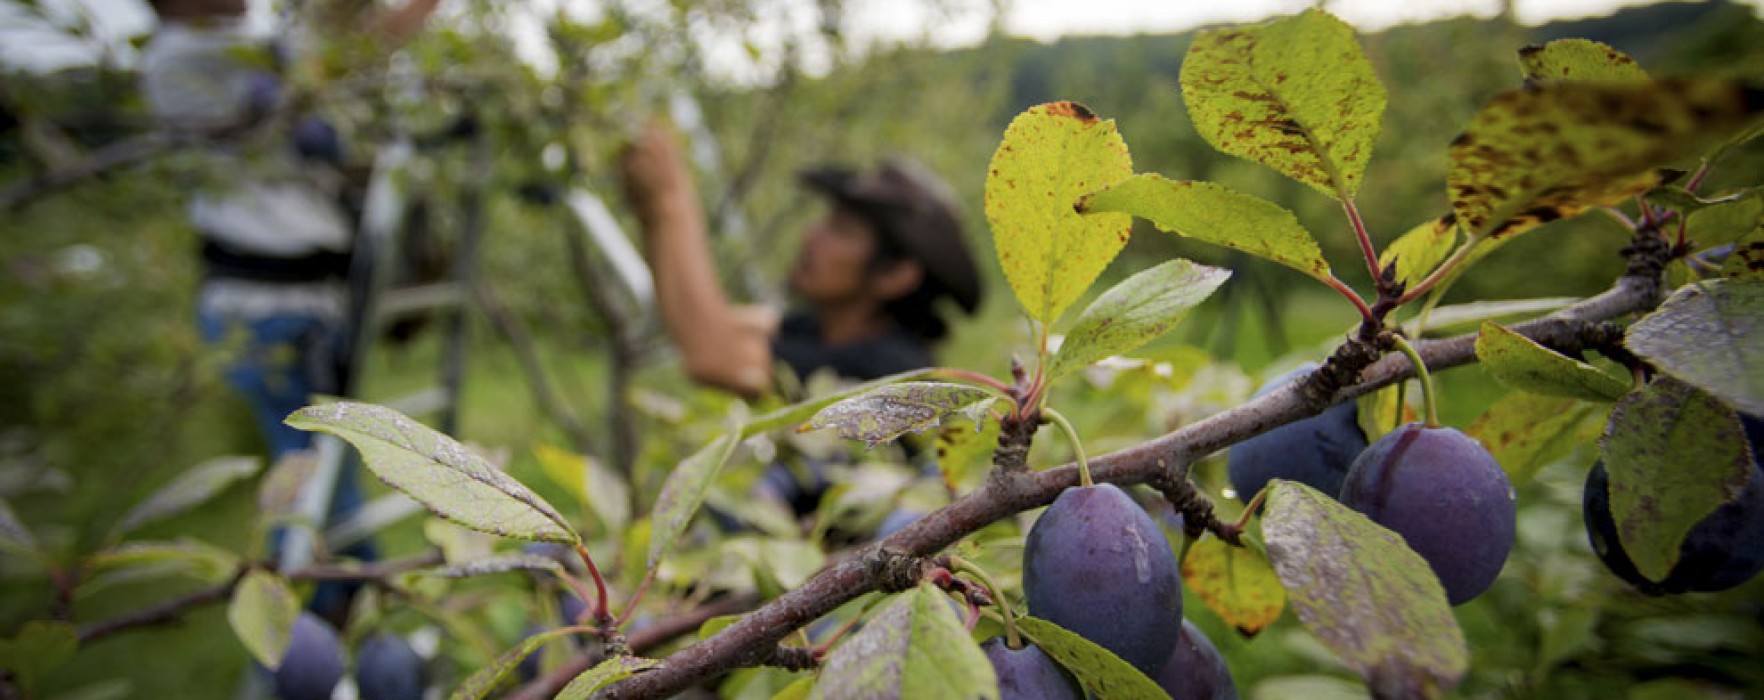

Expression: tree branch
xmin=76 ymin=550 xmax=444 ymax=645
xmin=598 ymin=272 xmax=1661 ymax=699
xmin=502 ymin=593 xmax=758 ymax=700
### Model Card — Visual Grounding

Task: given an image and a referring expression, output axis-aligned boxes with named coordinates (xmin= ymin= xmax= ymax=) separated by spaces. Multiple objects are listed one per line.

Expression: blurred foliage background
xmin=2 ymin=0 xmax=1762 ymax=698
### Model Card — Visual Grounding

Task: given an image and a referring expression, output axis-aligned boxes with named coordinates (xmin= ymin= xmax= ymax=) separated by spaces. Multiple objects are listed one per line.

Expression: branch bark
xmin=597 ymin=272 xmax=1661 ymax=699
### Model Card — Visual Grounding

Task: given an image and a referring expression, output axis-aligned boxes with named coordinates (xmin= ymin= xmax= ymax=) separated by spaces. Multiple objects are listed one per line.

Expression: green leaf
xmin=984 ymin=101 xmax=1135 ymax=323
xmin=772 ymin=676 xmax=815 ymax=700
xmin=1644 ymin=185 xmax=1760 ymax=216
xmin=1475 ymin=322 xmax=1631 ymax=402
xmin=808 ymin=382 xmax=994 ymax=448
xmin=555 ymin=656 xmax=659 ymax=700
xmin=1599 ymin=378 xmax=1753 ymax=583
xmin=448 ymin=626 xmax=586 ymax=700
xmin=1046 ymin=259 xmax=1231 ymax=380
xmin=256 ymin=452 xmax=317 ymax=519
xmin=411 ymin=554 xmax=564 ymax=579
xmin=1625 ymin=279 xmax=1764 ymax=415
xmin=1357 ymin=384 xmax=1415 ymax=444
xmin=697 ymin=614 xmax=743 ymax=641
xmin=112 ymin=456 xmax=261 ymax=538
xmin=810 ymin=583 xmax=999 ymax=700
xmin=1014 ymin=616 xmax=1170 ymax=700
xmin=1081 ymin=176 xmax=1331 ymax=283
xmin=1180 ymin=8 xmax=1386 ymax=197
xmin=1380 ymin=216 xmax=1458 ymax=290
xmin=1517 ymin=39 xmax=1648 ymax=84
xmin=647 ymin=433 xmax=741 ymax=569
xmin=1466 ymin=392 xmax=1603 ymax=486
xmin=0 ymin=621 xmax=77 ymax=688
xmin=1180 ymin=533 xmax=1286 ymax=638
xmin=227 ymin=570 xmax=300 ymax=670
xmin=744 ymin=368 xmax=938 ymax=435
xmin=1448 ymin=79 xmax=1764 ymax=241
xmin=0 ymin=621 xmax=78 ymax=694
xmin=1685 ymin=194 xmax=1762 ymax=248
xmin=287 ymin=402 xmax=579 ymax=544
xmin=1260 ymin=480 xmax=1468 ymax=697
xmin=85 ymin=539 xmax=242 ymax=592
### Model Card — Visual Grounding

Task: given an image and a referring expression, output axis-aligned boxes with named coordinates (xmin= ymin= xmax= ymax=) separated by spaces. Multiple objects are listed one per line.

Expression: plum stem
xmin=951 ymin=556 xmax=1021 ymax=650
xmin=1042 ymin=407 xmax=1091 ymax=487
xmin=1391 ymin=335 xmax=1439 ymax=427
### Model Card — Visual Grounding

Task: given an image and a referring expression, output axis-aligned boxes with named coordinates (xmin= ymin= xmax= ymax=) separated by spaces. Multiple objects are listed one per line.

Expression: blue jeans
xmin=199 ymin=307 xmax=376 ymax=619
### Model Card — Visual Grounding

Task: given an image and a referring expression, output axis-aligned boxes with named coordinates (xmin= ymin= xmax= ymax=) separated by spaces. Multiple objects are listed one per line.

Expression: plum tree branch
xmin=596 ymin=272 xmax=1662 ymax=700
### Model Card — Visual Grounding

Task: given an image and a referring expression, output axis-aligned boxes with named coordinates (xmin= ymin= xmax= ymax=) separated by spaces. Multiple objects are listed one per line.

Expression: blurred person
xmin=620 ymin=122 xmax=982 ymax=397
xmin=621 ymin=122 xmax=982 ymax=516
xmin=140 ymin=0 xmax=440 ymax=623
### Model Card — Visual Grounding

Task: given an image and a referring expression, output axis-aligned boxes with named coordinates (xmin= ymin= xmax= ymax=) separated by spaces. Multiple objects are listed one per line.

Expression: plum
xmin=558 ymin=591 xmax=589 ymax=626
xmin=1154 ymin=620 xmax=1238 ymax=700
xmin=355 ymin=632 xmax=426 ymax=700
xmin=1228 ymin=364 xmax=1367 ymax=501
xmin=876 ymin=509 xmax=923 ymax=538
xmin=1024 ymin=483 xmax=1183 ymax=675
xmin=272 ymin=612 xmax=345 ymax=700
xmin=981 ymin=637 xmax=1081 ymax=699
xmin=1339 ymin=423 xmax=1515 ymax=605
xmin=1582 ymin=415 xmax=1764 ymax=594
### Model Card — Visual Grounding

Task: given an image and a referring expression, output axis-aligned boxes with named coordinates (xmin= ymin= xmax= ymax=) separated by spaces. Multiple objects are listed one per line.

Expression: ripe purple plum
xmin=981 ymin=637 xmax=1081 ymax=699
xmin=1339 ymin=423 xmax=1515 ymax=605
xmin=1024 ymin=483 xmax=1183 ymax=675
xmin=272 ymin=612 xmax=346 ymax=700
xmin=1228 ymin=364 xmax=1367 ymax=501
xmin=355 ymin=632 xmax=426 ymax=700
xmin=1582 ymin=415 xmax=1764 ymax=594
xmin=1154 ymin=620 xmax=1239 ymax=700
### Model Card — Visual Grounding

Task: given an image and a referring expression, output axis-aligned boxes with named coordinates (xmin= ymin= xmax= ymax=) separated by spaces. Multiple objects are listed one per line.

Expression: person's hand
xmin=620 ymin=120 xmax=696 ymax=226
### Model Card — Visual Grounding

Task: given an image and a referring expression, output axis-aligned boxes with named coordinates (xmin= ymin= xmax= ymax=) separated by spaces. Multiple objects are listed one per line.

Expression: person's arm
xmin=621 ymin=121 xmax=776 ymax=397
xmin=368 ymin=0 xmax=443 ymax=43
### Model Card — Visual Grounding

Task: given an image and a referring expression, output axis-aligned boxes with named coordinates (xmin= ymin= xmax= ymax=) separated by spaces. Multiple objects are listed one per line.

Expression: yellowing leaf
xmin=1180 ymin=9 xmax=1386 ymax=197
xmin=1181 ymin=534 xmax=1286 ymax=637
xmin=1449 ymin=79 xmax=1764 ymax=241
xmin=985 ymin=102 xmax=1134 ymax=323
xmin=1517 ymin=39 xmax=1648 ymax=84
xmin=228 ymin=570 xmax=300 ymax=670
xmin=1380 ymin=215 xmax=1459 ymax=291
xmin=1081 ymin=175 xmax=1331 ymax=283
xmin=1467 ymin=391 xmax=1603 ymax=486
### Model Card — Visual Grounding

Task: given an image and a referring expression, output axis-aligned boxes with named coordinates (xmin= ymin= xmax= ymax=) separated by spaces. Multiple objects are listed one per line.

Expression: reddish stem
xmin=1637 ymin=195 xmax=1658 ymax=229
xmin=1342 ymin=198 xmax=1382 ymax=281
xmin=1685 ymin=161 xmax=1713 ymax=192
xmin=931 ymin=367 xmax=1015 ymax=398
xmin=575 ymin=543 xmax=612 ymax=623
xmin=615 ymin=568 xmax=658 ymax=630
xmin=1323 ymin=275 xmax=1378 ymax=325
xmin=810 ymin=615 xmax=865 ymax=658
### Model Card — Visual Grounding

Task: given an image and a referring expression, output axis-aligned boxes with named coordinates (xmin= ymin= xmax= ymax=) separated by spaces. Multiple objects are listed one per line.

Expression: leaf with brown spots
xmin=1721 ymin=232 xmax=1764 ymax=281
xmin=1080 ymin=175 xmax=1332 ymax=284
xmin=1599 ymin=378 xmax=1753 ymax=583
xmin=985 ymin=102 xmax=1134 ymax=324
xmin=1180 ymin=9 xmax=1386 ymax=198
xmin=1379 ymin=214 xmax=1460 ymax=291
xmin=1447 ymin=78 xmax=1764 ymax=241
xmin=1261 ymin=480 xmax=1467 ymax=698
xmin=1467 ymin=391 xmax=1604 ymax=486
xmin=1517 ymin=39 xmax=1648 ymax=85
xmin=1475 ymin=322 xmax=1631 ymax=402
xmin=1181 ymin=533 xmax=1286 ymax=638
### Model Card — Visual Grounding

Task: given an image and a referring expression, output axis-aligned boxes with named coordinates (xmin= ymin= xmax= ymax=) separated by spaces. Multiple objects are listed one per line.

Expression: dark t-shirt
xmin=770 ymin=311 xmax=935 ymax=384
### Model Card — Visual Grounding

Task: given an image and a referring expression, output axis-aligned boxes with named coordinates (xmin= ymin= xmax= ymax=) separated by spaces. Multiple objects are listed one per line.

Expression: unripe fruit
xmin=981 ymin=637 xmax=1081 ymax=699
xmin=1228 ymin=364 xmax=1368 ymax=500
xmin=1339 ymin=423 xmax=1515 ymax=605
xmin=1154 ymin=620 xmax=1238 ymax=700
xmin=1024 ymin=483 xmax=1183 ymax=675
xmin=273 ymin=612 xmax=346 ymax=700
xmin=355 ymin=632 xmax=426 ymax=700
xmin=1582 ymin=416 xmax=1764 ymax=594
